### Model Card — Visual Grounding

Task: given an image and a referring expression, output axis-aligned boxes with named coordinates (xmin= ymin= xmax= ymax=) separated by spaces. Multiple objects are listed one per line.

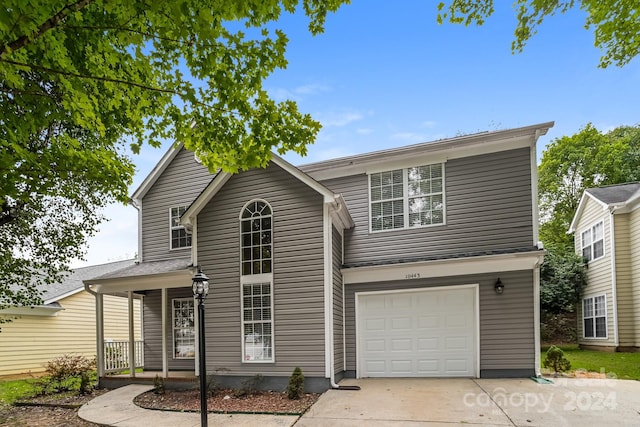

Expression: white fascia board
xmin=568 ymin=191 xmax=609 ymax=233
xmin=302 ymin=122 xmax=554 ymax=181
xmin=0 ymin=305 xmax=64 ymax=317
xmin=342 ymin=251 xmax=545 ymax=285
xmin=87 ymin=269 xmax=194 ymax=294
xmin=131 ymin=142 xmax=184 ymax=203
xmin=329 ymin=194 xmax=355 ymax=230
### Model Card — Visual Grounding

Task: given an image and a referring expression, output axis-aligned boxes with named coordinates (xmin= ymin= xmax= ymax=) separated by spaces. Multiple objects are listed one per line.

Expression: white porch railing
xmin=104 ymin=340 xmax=144 ymax=374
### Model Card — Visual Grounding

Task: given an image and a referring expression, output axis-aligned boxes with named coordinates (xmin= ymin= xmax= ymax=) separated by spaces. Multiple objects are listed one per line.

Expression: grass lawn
xmin=0 ymin=378 xmax=39 ymax=404
xmin=541 ymin=344 xmax=640 ymax=380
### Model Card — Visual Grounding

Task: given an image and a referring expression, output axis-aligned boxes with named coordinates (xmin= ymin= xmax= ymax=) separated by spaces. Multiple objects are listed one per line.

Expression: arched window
xmin=240 ymin=200 xmax=273 ymax=362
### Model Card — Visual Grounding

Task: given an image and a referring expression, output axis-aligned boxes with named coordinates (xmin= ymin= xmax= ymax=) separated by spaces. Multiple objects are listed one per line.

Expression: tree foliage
xmin=540 ymin=246 xmax=587 ymax=315
xmin=0 ymin=0 xmax=348 ymax=309
xmin=538 ymin=124 xmax=640 ymax=249
xmin=437 ymin=0 xmax=640 ymax=68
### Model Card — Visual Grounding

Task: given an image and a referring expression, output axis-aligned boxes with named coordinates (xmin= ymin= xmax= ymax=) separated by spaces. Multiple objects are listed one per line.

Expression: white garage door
xmin=357 ymin=286 xmax=477 ymax=377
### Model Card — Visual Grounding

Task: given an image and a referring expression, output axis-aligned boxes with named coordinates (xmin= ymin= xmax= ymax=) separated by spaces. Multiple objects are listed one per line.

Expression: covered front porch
xmin=84 ymin=258 xmax=203 ymax=388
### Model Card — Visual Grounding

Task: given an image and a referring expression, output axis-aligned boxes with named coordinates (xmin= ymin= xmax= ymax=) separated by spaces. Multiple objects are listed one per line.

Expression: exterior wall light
xmin=494 ymin=278 xmax=504 ymax=295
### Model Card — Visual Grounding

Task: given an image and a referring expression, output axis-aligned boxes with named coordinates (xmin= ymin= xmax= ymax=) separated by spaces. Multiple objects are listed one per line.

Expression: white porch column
xmin=128 ymin=290 xmax=135 ymax=378
xmin=161 ymin=288 xmax=168 ymax=378
xmin=96 ymin=293 xmax=104 ymax=378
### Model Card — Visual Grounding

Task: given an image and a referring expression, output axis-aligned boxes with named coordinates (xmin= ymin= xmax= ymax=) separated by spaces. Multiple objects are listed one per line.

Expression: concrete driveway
xmin=296 ymin=377 xmax=640 ymax=426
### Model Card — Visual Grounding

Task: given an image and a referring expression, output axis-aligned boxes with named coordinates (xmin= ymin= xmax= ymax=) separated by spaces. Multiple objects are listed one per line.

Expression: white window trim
xmin=580 ymin=220 xmax=604 ymax=263
xmin=172 ymin=297 xmax=195 ymax=360
xmin=169 ymin=206 xmax=191 ymax=250
xmin=239 ymin=199 xmax=275 ymax=363
xmin=582 ymin=294 xmax=608 ymax=339
xmin=368 ymin=163 xmax=446 ymax=233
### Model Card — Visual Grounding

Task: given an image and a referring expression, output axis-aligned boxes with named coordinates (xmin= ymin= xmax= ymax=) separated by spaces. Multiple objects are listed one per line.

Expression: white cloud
xmin=318 ymin=110 xmax=364 ymax=128
xmin=421 ymin=120 xmax=437 ymax=129
xmin=294 ymin=83 xmax=331 ymax=95
xmin=356 ymin=128 xmax=374 ymax=135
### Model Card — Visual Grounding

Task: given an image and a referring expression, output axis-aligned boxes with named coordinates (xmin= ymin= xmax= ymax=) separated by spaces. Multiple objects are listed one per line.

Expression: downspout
xmin=609 ymin=209 xmax=620 ymax=348
xmin=130 ymin=198 xmax=143 ymax=262
xmin=533 ymin=257 xmax=542 ymax=377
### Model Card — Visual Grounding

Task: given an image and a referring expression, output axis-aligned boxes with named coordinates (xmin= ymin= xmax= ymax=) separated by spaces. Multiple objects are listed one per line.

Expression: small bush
xmin=234 ymin=374 xmax=264 ymax=397
xmin=38 ymin=354 xmax=96 ymax=395
xmin=543 ymin=345 xmax=571 ymax=375
xmin=153 ymin=374 xmax=165 ymax=395
xmin=287 ymin=367 xmax=304 ymax=400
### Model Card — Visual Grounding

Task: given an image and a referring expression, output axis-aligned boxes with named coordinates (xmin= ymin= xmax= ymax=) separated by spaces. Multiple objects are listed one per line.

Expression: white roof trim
xmin=182 ymin=153 xmax=354 ymax=229
xmin=43 ymin=287 xmax=85 ymax=305
xmin=342 ymin=251 xmax=544 ymax=285
xmin=0 ymin=305 xmax=64 ymax=317
xmin=86 ymin=269 xmax=194 ymax=294
xmin=569 ymin=190 xmax=614 ymax=233
xmin=131 ymin=142 xmax=184 ymax=202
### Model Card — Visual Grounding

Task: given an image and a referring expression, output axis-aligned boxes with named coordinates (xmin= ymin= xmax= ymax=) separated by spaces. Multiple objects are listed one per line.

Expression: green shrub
xmin=38 ymin=354 xmax=96 ymax=395
xmin=543 ymin=345 xmax=571 ymax=375
xmin=153 ymin=374 xmax=165 ymax=395
xmin=287 ymin=367 xmax=304 ymax=400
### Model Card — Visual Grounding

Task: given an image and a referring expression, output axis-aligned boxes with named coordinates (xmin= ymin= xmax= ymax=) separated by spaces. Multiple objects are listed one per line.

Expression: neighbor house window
xmin=583 ymin=295 xmax=607 ymax=338
xmin=581 ymin=221 xmax=604 ymax=262
xmin=240 ymin=200 xmax=274 ymax=362
xmin=170 ymin=206 xmax=191 ymax=249
xmin=172 ymin=298 xmax=195 ymax=359
xmin=370 ymin=163 xmax=444 ymax=231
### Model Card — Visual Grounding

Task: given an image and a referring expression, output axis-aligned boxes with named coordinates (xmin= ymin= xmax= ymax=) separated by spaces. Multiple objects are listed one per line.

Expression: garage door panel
xmin=358 ymin=287 xmax=476 ymax=377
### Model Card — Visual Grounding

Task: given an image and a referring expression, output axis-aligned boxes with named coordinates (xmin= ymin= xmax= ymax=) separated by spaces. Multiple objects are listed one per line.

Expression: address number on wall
xmin=405 ymin=273 xmax=421 ymax=279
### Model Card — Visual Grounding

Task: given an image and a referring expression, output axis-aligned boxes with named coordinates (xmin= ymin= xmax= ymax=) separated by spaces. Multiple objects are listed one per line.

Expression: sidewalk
xmin=78 ymin=384 xmax=299 ymax=427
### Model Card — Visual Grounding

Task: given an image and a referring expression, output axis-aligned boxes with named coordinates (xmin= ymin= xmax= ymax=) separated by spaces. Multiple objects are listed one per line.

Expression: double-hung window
xmin=172 ymin=298 xmax=195 ymax=358
xmin=581 ymin=221 xmax=604 ymax=262
xmin=583 ymin=295 xmax=607 ymax=338
xmin=240 ymin=200 xmax=274 ymax=362
xmin=170 ymin=206 xmax=191 ymax=249
xmin=370 ymin=163 xmax=444 ymax=232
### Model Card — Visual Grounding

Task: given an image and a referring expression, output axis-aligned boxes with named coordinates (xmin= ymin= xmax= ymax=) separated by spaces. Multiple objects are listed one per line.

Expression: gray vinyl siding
xmin=320 ymin=148 xmax=534 ymax=265
xmin=574 ymin=197 xmax=615 ymax=346
xmin=142 ymin=288 xmax=195 ymax=371
xmin=141 ymin=147 xmax=212 ymax=262
xmin=196 ymin=163 xmax=327 ymax=377
xmin=631 ymin=208 xmax=640 ymax=346
xmin=332 ymin=225 xmax=344 ymax=376
xmin=344 ymin=270 xmax=535 ymax=376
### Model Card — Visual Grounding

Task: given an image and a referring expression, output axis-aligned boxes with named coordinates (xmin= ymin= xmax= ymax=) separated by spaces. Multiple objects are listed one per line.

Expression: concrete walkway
xmin=80 ymin=378 xmax=640 ymax=427
xmin=78 ymin=384 xmax=298 ymax=427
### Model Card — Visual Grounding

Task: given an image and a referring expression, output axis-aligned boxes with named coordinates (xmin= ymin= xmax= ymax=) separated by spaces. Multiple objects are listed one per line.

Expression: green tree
xmin=437 ymin=0 xmax=640 ymax=68
xmin=538 ymin=124 xmax=640 ymax=249
xmin=540 ymin=246 xmax=587 ymax=315
xmin=0 ymin=0 xmax=348 ymax=309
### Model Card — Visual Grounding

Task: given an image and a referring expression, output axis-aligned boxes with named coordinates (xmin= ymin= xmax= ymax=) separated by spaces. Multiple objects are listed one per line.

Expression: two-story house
xmin=85 ymin=121 xmax=553 ymax=391
xmin=569 ymin=182 xmax=640 ymax=351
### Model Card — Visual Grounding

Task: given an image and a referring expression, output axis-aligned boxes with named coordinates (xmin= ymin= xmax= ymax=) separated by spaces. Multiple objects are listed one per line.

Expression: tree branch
xmin=64 ymin=25 xmax=185 ymax=44
xmin=1 ymin=0 xmax=94 ymax=58
xmin=1 ymin=59 xmax=235 ymax=113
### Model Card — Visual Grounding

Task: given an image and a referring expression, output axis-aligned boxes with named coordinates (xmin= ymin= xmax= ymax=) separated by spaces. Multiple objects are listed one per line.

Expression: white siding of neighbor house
xmin=574 ymin=197 xmax=615 ymax=347
xmin=614 ymin=213 xmax=635 ymax=347
xmin=196 ymin=163 xmax=327 ymax=378
xmin=0 ymin=292 xmax=141 ymax=377
xmin=141 ymin=147 xmax=212 ymax=262
xmin=630 ymin=208 xmax=640 ymax=346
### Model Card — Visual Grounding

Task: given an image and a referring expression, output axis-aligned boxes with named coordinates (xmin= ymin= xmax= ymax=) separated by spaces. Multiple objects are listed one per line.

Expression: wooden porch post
xmin=161 ymin=288 xmax=168 ymax=378
xmin=128 ymin=291 xmax=135 ymax=378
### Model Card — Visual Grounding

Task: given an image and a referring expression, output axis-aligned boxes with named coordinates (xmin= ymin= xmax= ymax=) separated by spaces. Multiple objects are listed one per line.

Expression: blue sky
xmin=72 ymin=1 xmax=640 ymax=267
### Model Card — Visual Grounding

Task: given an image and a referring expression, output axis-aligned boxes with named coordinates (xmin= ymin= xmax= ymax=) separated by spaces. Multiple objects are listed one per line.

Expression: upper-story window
xmin=581 ymin=221 xmax=604 ymax=262
xmin=370 ymin=163 xmax=445 ymax=232
xmin=240 ymin=200 xmax=273 ymax=362
xmin=170 ymin=206 xmax=191 ymax=249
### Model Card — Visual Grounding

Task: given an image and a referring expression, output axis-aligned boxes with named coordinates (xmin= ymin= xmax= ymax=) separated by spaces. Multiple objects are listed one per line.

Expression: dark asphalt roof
xmin=89 ymin=257 xmax=192 ymax=281
xmin=42 ymin=259 xmax=135 ymax=303
xmin=586 ymin=182 xmax=640 ymax=205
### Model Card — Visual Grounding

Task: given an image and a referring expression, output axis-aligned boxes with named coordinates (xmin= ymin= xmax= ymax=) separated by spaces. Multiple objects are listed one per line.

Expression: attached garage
xmin=356 ymin=285 xmax=478 ymax=378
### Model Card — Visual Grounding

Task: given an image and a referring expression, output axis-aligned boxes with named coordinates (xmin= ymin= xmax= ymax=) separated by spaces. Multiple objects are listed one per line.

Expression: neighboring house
xmin=569 ymin=182 xmax=640 ymax=351
xmin=0 ymin=260 xmax=142 ymax=377
xmin=85 ymin=121 xmax=553 ymax=391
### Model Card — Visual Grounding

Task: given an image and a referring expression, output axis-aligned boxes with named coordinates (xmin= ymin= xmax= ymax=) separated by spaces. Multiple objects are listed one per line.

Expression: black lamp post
xmin=192 ymin=267 xmax=210 ymax=427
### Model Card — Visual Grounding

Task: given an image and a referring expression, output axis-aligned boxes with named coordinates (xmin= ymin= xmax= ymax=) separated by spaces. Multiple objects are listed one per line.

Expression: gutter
xmin=609 ymin=208 xmax=620 ymax=348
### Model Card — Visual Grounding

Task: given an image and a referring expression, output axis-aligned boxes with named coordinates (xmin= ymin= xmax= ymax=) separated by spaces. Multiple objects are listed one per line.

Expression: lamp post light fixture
xmin=192 ymin=267 xmax=210 ymax=427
